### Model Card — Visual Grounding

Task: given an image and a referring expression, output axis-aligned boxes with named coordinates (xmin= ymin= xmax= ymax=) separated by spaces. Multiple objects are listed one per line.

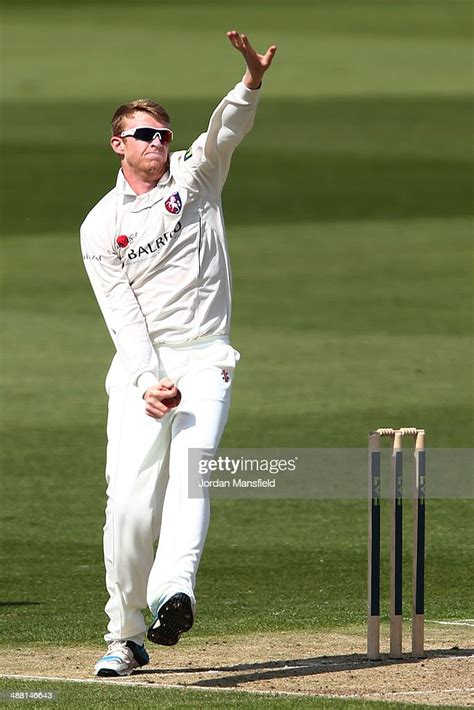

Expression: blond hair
xmin=111 ymin=99 xmax=171 ymax=135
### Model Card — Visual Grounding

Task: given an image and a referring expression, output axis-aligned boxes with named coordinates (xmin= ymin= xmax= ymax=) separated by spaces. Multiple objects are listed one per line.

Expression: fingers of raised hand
xmin=240 ymin=33 xmax=252 ymax=52
xmin=227 ymin=30 xmax=242 ymax=51
xmin=228 ymin=30 xmax=277 ymax=75
xmin=227 ymin=30 xmax=252 ymax=55
xmin=263 ymin=45 xmax=277 ymax=67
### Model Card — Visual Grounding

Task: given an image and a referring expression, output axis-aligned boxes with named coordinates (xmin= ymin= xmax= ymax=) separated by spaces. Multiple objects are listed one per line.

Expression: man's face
xmin=111 ymin=111 xmax=171 ymax=181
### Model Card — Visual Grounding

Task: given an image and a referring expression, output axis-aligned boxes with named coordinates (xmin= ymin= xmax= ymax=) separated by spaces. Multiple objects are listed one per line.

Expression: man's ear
xmin=110 ymin=135 xmax=125 ymax=157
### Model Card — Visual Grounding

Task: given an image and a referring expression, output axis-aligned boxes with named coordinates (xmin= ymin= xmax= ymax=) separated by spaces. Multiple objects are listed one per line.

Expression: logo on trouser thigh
xmin=221 ymin=369 xmax=230 ymax=383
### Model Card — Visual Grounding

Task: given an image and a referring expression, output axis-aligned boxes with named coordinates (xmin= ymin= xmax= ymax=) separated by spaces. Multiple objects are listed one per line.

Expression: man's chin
xmin=143 ymin=162 xmax=167 ymax=178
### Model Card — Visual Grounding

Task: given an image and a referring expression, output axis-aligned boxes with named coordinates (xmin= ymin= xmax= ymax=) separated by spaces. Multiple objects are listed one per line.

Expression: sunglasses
xmin=120 ymin=126 xmax=174 ymax=145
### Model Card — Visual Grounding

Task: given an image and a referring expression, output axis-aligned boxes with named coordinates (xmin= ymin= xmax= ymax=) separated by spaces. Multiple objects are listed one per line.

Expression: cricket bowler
xmin=80 ymin=31 xmax=276 ymax=676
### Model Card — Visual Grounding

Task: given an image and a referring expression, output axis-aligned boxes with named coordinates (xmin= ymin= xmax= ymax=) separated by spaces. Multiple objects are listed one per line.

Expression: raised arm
xmin=177 ymin=31 xmax=277 ymax=191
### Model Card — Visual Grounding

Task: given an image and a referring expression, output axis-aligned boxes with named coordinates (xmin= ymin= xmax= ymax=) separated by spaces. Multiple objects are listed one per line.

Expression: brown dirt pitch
xmin=1 ymin=625 xmax=472 ymax=705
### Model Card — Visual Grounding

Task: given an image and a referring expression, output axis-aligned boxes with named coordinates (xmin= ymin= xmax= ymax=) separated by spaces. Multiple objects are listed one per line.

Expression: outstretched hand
xmin=227 ymin=31 xmax=277 ymax=89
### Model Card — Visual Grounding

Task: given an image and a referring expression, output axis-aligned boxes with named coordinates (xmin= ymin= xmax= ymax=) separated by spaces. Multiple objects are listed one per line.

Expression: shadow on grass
xmin=0 ymin=601 xmax=42 ymax=607
xmin=137 ymin=646 xmax=473 ymax=687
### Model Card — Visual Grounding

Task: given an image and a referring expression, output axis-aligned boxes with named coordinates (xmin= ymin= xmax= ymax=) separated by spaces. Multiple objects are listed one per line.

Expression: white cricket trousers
xmin=102 ymin=337 xmax=239 ymax=645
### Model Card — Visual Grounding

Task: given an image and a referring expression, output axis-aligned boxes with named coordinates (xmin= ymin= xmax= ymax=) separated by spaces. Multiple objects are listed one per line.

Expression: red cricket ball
xmin=162 ymin=388 xmax=182 ymax=409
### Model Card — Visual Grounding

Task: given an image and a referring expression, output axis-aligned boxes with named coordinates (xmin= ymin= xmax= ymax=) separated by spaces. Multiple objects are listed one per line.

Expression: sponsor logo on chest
xmin=116 ymin=221 xmax=182 ymax=262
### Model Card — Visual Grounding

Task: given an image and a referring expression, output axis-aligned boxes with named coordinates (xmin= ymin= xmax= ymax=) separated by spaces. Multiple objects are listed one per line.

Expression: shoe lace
xmin=106 ymin=640 xmax=131 ymax=659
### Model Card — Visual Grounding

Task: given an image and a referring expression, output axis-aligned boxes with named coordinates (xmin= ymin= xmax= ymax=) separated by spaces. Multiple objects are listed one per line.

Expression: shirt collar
xmin=115 ymin=167 xmax=172 ymax=196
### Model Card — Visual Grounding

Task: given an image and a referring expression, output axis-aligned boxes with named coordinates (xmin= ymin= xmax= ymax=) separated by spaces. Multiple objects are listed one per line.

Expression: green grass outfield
xmin=0 ymin=679 xmax=459 ymax=710
xmin=1 ymin=0 xmax=472 ymax=707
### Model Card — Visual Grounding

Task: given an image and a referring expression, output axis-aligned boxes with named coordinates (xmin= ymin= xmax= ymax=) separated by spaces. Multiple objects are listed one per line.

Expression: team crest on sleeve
xmin=165 ymin=192 xmax=182 ymax=214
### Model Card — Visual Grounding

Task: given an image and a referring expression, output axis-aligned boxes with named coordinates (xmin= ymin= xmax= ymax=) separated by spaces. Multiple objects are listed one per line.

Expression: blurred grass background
xmin=0 ymin=0 xmax=472 ymax=656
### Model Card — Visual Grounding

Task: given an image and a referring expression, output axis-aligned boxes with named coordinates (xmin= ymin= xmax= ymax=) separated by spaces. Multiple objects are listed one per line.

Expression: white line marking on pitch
xmin=428 ymin=619 xmax=474 ymax=627
xmin=372 ymin=688 xmax=474 ymax=698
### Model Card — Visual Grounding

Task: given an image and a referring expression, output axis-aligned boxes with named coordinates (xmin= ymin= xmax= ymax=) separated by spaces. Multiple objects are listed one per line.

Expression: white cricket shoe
xmin=94 ymin=640 xmax=149 ymax=677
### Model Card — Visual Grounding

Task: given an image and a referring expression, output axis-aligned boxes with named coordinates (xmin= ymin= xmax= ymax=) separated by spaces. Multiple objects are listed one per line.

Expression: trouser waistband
xmin=153 ymin=335 xmax=229 ymax=352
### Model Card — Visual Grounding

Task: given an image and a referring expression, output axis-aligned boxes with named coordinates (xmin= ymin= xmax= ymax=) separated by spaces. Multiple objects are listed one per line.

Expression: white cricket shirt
xmin=80 ymin=81 xmax=260 ymax=394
